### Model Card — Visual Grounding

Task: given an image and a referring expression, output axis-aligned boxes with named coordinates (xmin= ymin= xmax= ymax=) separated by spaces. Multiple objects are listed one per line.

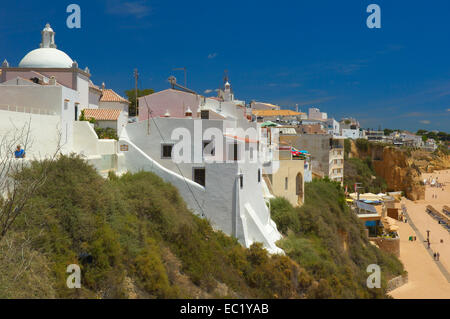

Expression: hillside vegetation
xmin=344 ymin=157 xmax=388 ymax=194
xmin=270 ymin=179 xmax=404 ymax=298
xmin=0 ymin=155 xmax=403 ymax=298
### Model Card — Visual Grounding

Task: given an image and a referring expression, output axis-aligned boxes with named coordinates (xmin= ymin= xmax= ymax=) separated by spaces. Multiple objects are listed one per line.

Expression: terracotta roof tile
xmin=84 ymin=108 xmax=122 ymax=121
xmin=100 ymin=89 xmax=130 ymax=103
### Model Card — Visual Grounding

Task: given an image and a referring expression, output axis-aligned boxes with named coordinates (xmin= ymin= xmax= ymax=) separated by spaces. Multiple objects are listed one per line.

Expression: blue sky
xmin=1 ymin=0 xmax=449 ymax=132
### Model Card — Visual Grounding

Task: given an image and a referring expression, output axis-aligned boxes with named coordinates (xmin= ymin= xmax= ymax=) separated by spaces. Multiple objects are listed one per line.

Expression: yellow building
xmin=264 ymin=154 xmax=305 ymax=207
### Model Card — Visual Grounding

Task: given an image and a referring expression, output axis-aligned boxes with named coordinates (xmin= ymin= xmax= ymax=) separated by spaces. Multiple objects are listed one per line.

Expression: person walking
xmin=437 ymin=252 xmax=440 ymax=261
xmin=433 ymin=252 xmax=437 ymax=260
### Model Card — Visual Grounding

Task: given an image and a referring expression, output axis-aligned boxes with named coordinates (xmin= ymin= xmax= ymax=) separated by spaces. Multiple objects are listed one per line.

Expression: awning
xmin=261 ymin=121 xmax=278 ymax=127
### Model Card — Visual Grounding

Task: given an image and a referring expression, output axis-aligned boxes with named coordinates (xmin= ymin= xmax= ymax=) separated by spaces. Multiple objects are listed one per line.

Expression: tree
xmin=416 ymin=129 xmax=428 ymax=136
xmin=0 ymin=120 xmax=61 ymax=240
xmin=124 ymin=88 xmax=155 ymax=116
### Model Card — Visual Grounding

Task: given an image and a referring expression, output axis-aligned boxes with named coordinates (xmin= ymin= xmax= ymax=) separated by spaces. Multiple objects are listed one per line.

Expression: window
xmin=161 ymin=144 xmax=173 ymax=159
xmin=285 ymin=177 xmax=288 ymax=190
xmin=229 ymin=142 xmax=240 ymax=161
xmin=239 ymin=174 xmax=244 ymax=189
xmin=258 ymin=169 xmax=261 ymax=183
xmin=200 ymin=110 xmax=209 ymax=119
xmin=203 ymin=140 xmax=215 ymax=156
xmin=193 ymin=168 xmax=206 ymax=187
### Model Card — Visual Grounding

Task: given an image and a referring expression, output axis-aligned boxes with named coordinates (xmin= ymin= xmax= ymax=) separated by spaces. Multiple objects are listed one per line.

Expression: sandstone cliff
xmin=349 ymin=141 xmax=425 ymax=201
xmin=409 ymin=149 xmax=450 ymax=173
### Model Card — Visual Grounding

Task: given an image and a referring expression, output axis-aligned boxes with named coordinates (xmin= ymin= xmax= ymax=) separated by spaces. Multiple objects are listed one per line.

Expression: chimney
xmin=49 ymin=76 xmax=56 ymax=85
xmin=185 ymin=106 xmax=192 ymax=118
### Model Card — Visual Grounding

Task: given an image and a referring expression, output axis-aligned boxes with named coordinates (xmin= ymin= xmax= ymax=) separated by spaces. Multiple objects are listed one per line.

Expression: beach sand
xmin=389 ymin=169 xmax=450 ymax=299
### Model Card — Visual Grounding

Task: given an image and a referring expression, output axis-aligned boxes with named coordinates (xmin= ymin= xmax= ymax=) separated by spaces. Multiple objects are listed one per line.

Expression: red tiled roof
xmin=100 ymin=89 xmax=130 ymax=103
xmin=84 ymin=108 xmax=122 ymax=121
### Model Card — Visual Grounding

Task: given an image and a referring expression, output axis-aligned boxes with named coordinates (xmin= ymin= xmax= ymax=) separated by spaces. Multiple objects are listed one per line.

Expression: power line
xmin=138 ymin=77 xmax=206 ymax=217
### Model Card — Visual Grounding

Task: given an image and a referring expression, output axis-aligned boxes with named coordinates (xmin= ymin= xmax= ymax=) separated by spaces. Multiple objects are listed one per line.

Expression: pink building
xmin=138 ymin=89 xmax=203 ymax=121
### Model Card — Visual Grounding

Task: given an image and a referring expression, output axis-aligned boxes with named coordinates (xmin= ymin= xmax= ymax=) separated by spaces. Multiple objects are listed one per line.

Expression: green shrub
xmin=355 ymin=138 xmax=369 ymax=153
xmin=1 ymin=155 xmax=404 ymax=299
xmin=270 ymin=179 xmax=404 ymax=298
xmin=95 ymin=127 xmax=118 ymax=140
xmin=344 ymin=157 xmax=387 ymax=193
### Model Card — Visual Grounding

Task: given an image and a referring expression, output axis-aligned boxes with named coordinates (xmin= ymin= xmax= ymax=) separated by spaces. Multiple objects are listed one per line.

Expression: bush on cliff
xmin=1 ymin=155 xmax=315 ymax=299
xmin=344 ymin=157 xmax=387 ymax=194
xmin=1 ymin=155 xmax=403 ymax=299
xmin=271 ymin=179 xmax=404 ymax=298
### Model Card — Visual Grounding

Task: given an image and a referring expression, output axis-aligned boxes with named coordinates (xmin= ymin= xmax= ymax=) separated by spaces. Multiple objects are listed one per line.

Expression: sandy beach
xmin=389 ymin=169 xmax=450 ymax=299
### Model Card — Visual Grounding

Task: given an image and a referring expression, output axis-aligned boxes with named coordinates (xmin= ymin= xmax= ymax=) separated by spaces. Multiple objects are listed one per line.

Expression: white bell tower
xmin=40 ymin=23 xmax=57 ymax=48
xmin=223 ymin=70 xmax=234 ymax=102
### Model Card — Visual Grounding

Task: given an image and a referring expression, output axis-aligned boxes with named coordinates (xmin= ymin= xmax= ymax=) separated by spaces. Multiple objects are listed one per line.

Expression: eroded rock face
xmin=409 ymin=150 xmax=450 ymax=173
xmin=349 ymin=142 xmax=425 ymax=201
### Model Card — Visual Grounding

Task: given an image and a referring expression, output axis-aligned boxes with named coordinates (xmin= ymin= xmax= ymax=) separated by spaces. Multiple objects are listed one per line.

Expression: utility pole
xmin=134 ymin=68 xmax=139 ymax=117
xmin=173 ymin=67 xmax=187 ymax=88
xmin=354 ymin=182 xmax=363 ymax=214
xmin=355 ymin=182 xmax=363 ymax=201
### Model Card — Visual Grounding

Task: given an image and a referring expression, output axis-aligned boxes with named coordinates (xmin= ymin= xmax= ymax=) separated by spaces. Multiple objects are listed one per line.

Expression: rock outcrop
xmin=349 ymin=141 xmax=425 ymax=201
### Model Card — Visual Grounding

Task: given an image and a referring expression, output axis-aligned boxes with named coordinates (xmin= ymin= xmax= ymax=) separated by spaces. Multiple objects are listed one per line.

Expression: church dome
xmin=18 ymin=23 xmax=74 ymax=69
xmin=19 ymin=48 xmax=74 ymax=68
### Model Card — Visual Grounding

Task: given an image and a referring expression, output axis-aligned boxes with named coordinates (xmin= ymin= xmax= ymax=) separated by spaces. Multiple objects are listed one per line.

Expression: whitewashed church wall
xmin=0 ymin=110 xmax=62 ymax=158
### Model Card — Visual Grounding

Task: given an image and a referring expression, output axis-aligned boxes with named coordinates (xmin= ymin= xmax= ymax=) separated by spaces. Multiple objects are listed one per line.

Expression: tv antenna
xmin=173 ymin=67 xmax=187 ymax=88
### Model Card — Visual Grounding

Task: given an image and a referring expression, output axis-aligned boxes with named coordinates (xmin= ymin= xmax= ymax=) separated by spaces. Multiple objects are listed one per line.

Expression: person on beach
xmin=433 ymin=252 xmax=437 ymax=260
xmin=437 ymin=252 xmax=440 ymax=261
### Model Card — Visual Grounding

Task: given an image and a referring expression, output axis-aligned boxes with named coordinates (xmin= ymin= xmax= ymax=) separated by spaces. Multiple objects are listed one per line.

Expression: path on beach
xmin=389 ymin=169 xmax=450 ymax=299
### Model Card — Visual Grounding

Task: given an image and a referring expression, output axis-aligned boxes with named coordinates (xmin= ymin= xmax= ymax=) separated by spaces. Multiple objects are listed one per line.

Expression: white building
xmin=99 ymin=83 xmax=130 ymax=114
xmin=122 ymin=80 xmax=284 ymax=254
xmin=308 ymin=107 xmax=327 ymax=121
xmin=1 ymin=24 xmax=100 ymax=117
xmin=0 ymin=25 xmax=284 ymax=255
xmin=340 ymin=117 xmax=363 ymax=139
xmin=0 ymin=24 xmax=119 ymax=171
xmin=325 ymin=118 xmax=340 ymax=136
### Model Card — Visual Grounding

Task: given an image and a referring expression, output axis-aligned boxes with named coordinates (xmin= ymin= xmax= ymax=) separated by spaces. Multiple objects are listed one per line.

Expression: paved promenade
xmin=390 ymin=169 xmax=450 ymax=299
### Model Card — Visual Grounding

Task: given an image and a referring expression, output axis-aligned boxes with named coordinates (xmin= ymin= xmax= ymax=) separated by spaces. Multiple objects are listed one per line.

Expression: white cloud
xmin=419 ymin=120 xmax=431 ymax=125
xmin=106 ymin=0 xmax=151 ymax=19
xmin=207 ymin=53 xmax=218 ymax=59
xmin=204 ymin=89 xmax=213 ymax=94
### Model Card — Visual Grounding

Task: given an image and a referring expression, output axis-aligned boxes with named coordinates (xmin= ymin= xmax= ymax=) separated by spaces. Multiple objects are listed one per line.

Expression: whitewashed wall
xmin=118 ymin=122 xmax=283 ymax=254
xmin=0 ymin=110 xmax=63 ymax=158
